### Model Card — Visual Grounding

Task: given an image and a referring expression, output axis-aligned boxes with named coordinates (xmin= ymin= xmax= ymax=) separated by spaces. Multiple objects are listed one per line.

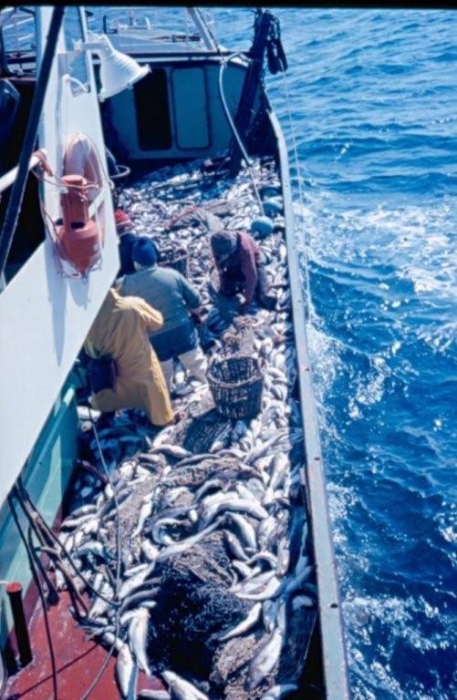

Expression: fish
xmin=162 ymin=670 xmax=209 ymax=700
xmin=152 ymin=517 xmax=187 ymax=545
xmin=115 ymin=642 xmax=139 ymax=699
xmin=232 ymin=560 xmax=255 ymax=580
xmin=156 ymin=517 xmax=225 ymax=562
xmin=226 ymin=512 xmax=258 ymax=552
xmin=282 ymin=565 xmax=314 ymax=596
xmin=201 ymin=497 xmax=268 ymax=527
xmin=128 ymin=607 xmax=151 ymax=675
xmin=137 ymin=691 xmax=171 ymax=700
xmin=151 ymin=444 xmax=192 ymax=460
xmin=141 ymin=540 xmax=160 ymax=563
xmin=291 ymin=594 xmax=315 ymax=610
xmin=260 ymin=683 xmax=298 ymax=700
xmin=246 ymin=551 xmax=278 ymax=570
xmin=118 ymin=562 xmax=156 ymax=601
xmin=247 ymin=627 xmax=283 ymax=690
xmin=118 ymin=585 xmax=159 ymax=616
xmin=225 ymin=531 xmax=249 ymax=561
xmin=246 ymin=430 xmax=288 ymax=465
xmin=262 ymin=598 xmax=280 ymax=633
xmin=235 ymin=575 xmax=283 ymax=602
xmin=218 ymin=602 xmax=262 ymax=642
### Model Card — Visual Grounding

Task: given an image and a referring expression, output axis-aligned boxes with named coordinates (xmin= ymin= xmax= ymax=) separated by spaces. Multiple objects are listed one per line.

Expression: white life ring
xmin=63 ymin=132 xmax=104 ymax=202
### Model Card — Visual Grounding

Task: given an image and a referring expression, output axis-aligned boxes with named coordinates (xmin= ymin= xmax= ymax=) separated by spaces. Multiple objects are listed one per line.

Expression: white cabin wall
xmin=0 ymin=8 xmax=120 ymax=506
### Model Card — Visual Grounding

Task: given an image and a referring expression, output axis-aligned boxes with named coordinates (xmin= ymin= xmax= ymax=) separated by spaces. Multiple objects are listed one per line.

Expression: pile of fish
xmin=56 ymin=158 xmax=318 ymax=700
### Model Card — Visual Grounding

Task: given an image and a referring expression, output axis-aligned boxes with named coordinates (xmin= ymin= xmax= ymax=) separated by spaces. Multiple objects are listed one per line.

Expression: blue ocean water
xmin=213 ymin=7 xmax=457 ymax=700
xmin=92 ymin=7 xmax=456 ymax=698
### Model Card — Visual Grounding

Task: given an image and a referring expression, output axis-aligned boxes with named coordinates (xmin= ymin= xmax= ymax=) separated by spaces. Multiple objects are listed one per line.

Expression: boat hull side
xmin=268 ymin=111 xmax=351 ymax=699
xmin=0 ymin=379 xmax=79 ymax=657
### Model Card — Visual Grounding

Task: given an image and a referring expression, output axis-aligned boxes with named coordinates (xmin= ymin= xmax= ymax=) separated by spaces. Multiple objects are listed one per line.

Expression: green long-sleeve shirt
xmin=118 ymin=265 xmax=201 ymax=337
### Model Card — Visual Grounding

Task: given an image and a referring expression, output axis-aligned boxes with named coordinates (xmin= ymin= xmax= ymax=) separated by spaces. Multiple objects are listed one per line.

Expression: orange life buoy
xmin=56 ymin=134 xmax=105 ymax=276
xmin=63 ymin=132 xmax=103 ymax=202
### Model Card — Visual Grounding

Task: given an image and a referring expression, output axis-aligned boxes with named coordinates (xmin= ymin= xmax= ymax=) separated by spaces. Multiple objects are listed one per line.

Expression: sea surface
xmin=211 ymin=7 xmax=457 ymax=700
xmin=94 ymin=7 xmax=457 ymax=699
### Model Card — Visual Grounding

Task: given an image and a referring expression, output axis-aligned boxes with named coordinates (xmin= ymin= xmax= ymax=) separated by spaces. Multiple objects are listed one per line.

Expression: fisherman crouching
xmin=210 ymin=229 xmax=276 ymax=312
xmin=117 ymin=238 xmax=208 ymax=393
xmin=84 ymin=288 xmax=175 ymax=427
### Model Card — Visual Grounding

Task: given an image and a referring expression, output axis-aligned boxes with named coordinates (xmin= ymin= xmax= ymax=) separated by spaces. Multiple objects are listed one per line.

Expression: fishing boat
xmin=0 ymin=7 xmax=350 ymax=699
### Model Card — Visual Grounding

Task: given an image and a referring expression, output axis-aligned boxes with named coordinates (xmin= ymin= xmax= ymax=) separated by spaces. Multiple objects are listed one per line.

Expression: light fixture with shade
xmin=71 ymin=32 xmax=150 ymax=101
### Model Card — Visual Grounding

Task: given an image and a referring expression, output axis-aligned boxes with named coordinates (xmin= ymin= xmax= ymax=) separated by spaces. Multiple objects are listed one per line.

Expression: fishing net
xmin=171 ymin=393 xmax=232 ymax=454
xmin=148 ymin=532 xmax=252 ymax=680
xmin=159 ymin=455 xmax=241 ymax=492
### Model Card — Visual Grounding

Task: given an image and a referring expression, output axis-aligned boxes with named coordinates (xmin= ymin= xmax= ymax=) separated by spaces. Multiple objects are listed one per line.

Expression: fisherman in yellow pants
xmin=84 ymin=287 xmax=174 ymax=426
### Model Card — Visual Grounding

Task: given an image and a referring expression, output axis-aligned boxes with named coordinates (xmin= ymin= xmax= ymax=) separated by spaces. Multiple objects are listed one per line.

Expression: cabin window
xmin=134 ymin=68 xmax=172 ymax=151
xmin=171 ymin=67 xmax=210 ymax=150
xmin=63 ymin=8 xmax=91 ymax=95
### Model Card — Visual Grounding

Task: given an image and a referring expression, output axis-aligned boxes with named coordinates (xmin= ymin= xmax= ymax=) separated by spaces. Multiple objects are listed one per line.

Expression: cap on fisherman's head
xmin=115 ymin=209 xmax=133 ymax=235
xmin=211 ymin=230 xmax=237 ymax=260
xmin=132 ymin=237 xmax=158 ymax=268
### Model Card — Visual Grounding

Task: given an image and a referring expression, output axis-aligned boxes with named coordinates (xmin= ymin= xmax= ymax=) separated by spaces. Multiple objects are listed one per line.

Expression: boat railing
xmin=98 ymin=6 xmax=218 ymax=52
xmin=0 ymin=151 xmax=45 ymax=197
xmin=0 ymin=7 xmax=35 ymax=57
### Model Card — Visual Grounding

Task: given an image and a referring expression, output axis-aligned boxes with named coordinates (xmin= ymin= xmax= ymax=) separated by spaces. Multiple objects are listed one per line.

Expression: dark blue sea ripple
xmin=262 ymin=8 xmax=457 ymax=700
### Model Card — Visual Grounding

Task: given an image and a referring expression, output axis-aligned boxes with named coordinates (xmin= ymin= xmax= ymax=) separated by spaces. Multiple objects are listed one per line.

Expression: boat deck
xmin=4 ymin=591 xmax=166 ymax=699
xmin=4 ymin=158 xmax=322 ymax=700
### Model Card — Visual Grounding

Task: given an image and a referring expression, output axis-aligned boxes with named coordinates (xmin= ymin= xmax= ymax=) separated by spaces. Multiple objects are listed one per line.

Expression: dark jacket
xmin=213 ymin=231 xmax=261 ymax=304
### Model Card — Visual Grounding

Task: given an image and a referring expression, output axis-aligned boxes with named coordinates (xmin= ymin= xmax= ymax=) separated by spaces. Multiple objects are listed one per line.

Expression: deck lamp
xmin=73 ymin=32 xmax=150 ymax=101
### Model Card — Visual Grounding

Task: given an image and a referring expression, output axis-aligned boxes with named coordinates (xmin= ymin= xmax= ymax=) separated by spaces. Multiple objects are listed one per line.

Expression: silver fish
xmin=246 ymin=430 xmax=288 ymax=466
xmin=218 ymin=602 xmax=262 ymax=642
xmin=260 ymin=683 xmax=298 ymax=700
xmin=262 ymin=598 xmax=280 ymax=633
xmin=115 ymin=642 xmax=139 ymax=699
xmin=236 ymin=575 xmax=283 ymax=602
xmin=225 ymin=531 xmax=249 ymax=562
xmin=118 ymin=562 xmax=156 ymax=601
xmin=291 ymin=594 xmax=315 ymax=610
xmin=227 ymin=512 xmax=258 ymax=552
xmin=128 ymin=607 xmax=151 ymax=676
xmin=283 ymin=565 xmax=314 ymax=596
xmin=201 ymin=497 xmax=268 ymax=526
xmin=137 ymin=691 xmax=171 ymax=700
xmin=162 ymin=670 xmax=209 ymax=700
xmin=132 ymin=499 xmax=154 ymax=538
xmin=141 ymin=540 xmax=160 ymax=562
xmin=248 ymin=627 xmax=283 ymax=690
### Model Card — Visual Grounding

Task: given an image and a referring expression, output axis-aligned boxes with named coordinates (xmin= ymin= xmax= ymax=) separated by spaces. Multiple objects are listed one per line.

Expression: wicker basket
xmin=207 ymin=355 xmax=263 ymax=420
xmin=159 ymin=245 xmax=189 ymax=277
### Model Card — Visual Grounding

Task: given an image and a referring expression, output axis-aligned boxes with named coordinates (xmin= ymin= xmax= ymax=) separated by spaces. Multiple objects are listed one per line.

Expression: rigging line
xmin=195 ymin=8 xmax=221 ymax=53
xmin=8 ymin=489 xmax=58 ymax=700
xmin=276 ymin=56 xmax=313 ymax=318
xmin=218 ymin=53 xmax=263 ymax=214
xmin=14 ymin=481 xmax=88 ymax=616
xmin=75 ymin=408 xmax=123 ymax=700
xmin=15 ymin=479 xmax=115 ymax=609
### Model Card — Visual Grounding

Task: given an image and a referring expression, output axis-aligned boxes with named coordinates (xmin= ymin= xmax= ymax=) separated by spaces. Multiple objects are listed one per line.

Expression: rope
xmin=275 ymin=56 xmax=312 ymax=318
xmin=14 ymin=480 xmax=118 ymax=609
xmin=218 ymin=53 xmax=263 ymax=214
xmin=8 ymin=489 xmax=59 ymax=700
xmin=76 ymin=408 xmax=123 ymax=700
